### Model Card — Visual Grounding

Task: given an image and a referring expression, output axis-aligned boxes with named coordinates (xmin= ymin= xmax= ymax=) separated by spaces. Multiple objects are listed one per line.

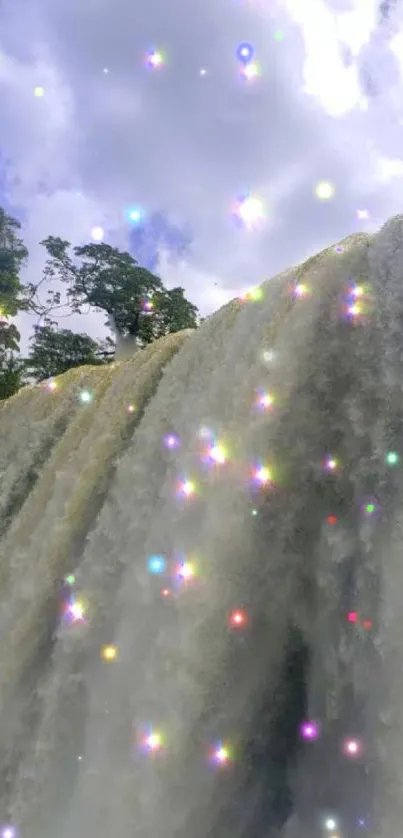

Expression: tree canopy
xmin=0 ymin=209 xmax=200 ymax=398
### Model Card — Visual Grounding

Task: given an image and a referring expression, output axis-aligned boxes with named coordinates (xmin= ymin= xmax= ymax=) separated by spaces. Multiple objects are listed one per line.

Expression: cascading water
xmin=1 ymin=216 xmax=403 ymax=838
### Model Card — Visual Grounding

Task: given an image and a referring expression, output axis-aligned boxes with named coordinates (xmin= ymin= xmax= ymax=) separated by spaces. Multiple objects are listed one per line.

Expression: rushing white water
xmin=2 ymin=216 xmax=403 ymax=837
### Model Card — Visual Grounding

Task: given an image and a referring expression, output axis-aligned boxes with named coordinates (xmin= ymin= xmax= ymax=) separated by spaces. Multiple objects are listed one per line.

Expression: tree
xmin=38 ymin=238 xmax=199 ymax=352
xmin=24 ymin=325 xmax=115 ymax=382
xmin=0 ymin=209 xmax=30 ymax=400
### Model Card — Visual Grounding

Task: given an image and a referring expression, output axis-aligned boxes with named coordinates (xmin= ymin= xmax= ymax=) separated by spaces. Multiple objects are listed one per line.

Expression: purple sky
xmin=1 ymin=0 xmax=403 ymax=350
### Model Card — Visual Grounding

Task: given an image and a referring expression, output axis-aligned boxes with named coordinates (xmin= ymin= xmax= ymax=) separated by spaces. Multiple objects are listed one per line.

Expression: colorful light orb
xmin=142 ymin=296 xmax=154 ymax=312
xmin=362 ymin=618 xmax=373 ymax=630
xmin=255 ymin=390 xmax=274 ymax=410
xmin=91 ymin=226 xmax=104 ymax=242
xmin=208 ymin=443 xmax=227 ymax=464
xmin=79 ymin=389 xmax=92 ymax=404
xmin=34 ymin=86 xmax=45 ymax=97
xmin=236 ymin=42 xmax=254 ymax=64
xmin=147 ymin=50 xmax=164 ymax=69
xmin=324 ymin=456 xmax=338 ymax=471
xmin=126 ymin=403 xmax=136 ymax=414
xmin=101 ymin=644 xmax=118 ymax=662
xmin=46 ymin=378 xmax=58 ymax=391
xmin=143 ymin=729 xmax=163 ymax=752
xmin=347 ymin=611 xmax=358 ymax=623
xmin=211 ymin=741 xmax=232 ymax=766
xmin=177 ymin=561 xmax=196 ymax=581
xmin=127 ymin=207 xmax=143 ymax=223
xmin=357 ymin=209 xmax=369 ymax=220
xmin=363 ymin=500 xmax=376 ymax=516
xmin=229 ymin=608 xmax=248 ymax=628
xmin=240 ymin=286 xmax=263 ymax=302
xmin=163 ymin=433 xmax=180 ymax=449
xmin=300 ymin=720 xmax=320 ymax=740
xmin=161 ymin=587 xmax=172 ymax=598
xmin=253 ymin=464 xmax=272 ymax=485
xmin=236 ymin=195 xmax=265 ymax=228
xmin=294 ymin=282 xmax=309 ymax=297
xmin=241 ymin=61 xmax=260 ymax=80
xmin=386 ymin=451 xmax=399 ymax=466
xmin=178 ymin=478 xmax=196 ymax=498
xmin=64 ymin=574 xmax=76 ymax=585
xmin=324 ymin=818 xmax=338 ymax=832
xmin=326 ymin=515 xmax=338 ymax=525
xmin=343 ymin=737 xmax=362 ymax=757
xmin=2 ymin=827 xmax=15 ymax=838
xmin=68 ymin=599 xmax=86 ymax=622
xmin=315 ymin=181 xmax=335 ymax=201
xmin=148 ymin=555 xmax=166 ymax=575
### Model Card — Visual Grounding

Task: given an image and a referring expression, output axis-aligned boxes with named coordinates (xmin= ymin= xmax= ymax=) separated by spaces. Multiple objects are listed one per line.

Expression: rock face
xmin=1 ymin=216 xmax=403 ymax=838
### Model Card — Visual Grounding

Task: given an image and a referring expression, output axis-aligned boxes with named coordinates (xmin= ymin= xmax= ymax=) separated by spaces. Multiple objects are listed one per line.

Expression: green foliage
xmin=0 ymin=210 xmax=30 ymax=400
xmin=39 ymin=237 xmax=199 ymax=345
xmin=24 ymin=325 xmax=115 ymax=382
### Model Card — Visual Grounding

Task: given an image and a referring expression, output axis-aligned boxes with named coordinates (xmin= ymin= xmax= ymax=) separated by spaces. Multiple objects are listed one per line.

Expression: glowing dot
xmin=347 ymin=611 xmax=358 ymax=623
xmin=229 ymin=609 xmax=248 ymax=628
xmin=200 ymin=68 xmax=207 ymax=76
xmin=161 ymin=587 xmax=171 ymax=597
xmin=326 ymin=515 xmax=338 ymax=525
xmin=46 ymin=379 xmax=58 ymax=391
xmin=126 ymin=403 xmax=136 ymax=413
xmin=300 ymin=720 xmax=319 ymax=740
xmin=144 ymin=730 xmax=163 ymax=751
xmin=254 ymin=465 xmax=271 ymax=485
xmin=179 ymin=479 xmax=196 ymax=497
xmin=209 ymin=443 xmax=227 ymax=464
xmin=101 ymin=644 xmax=118 ymax=661
xmin=79 ymin=390 xmax=92 ymax=403
xmin=256 ymin=391 xmax=274 ymax=410
xmin=164 ymin=433 xmax=180 ymax=449
xmin=262 ymin=350 xmax=275 ymax=363
xmin=34 ymin=86 xmax=45 ymax=97
xmin=242 ymin=61 xmax=260 ymax=80
xmin=325 ymin=819 xmax=337 ymax=831
xmin=69 ymin=600 xmax=85 ymax=621
xmin=91 ymin=226 xmax=104 ymax=242
xmin=236 ymin=42 xmax=254 ymax=64
xmin=252 ymin=508 xmax=258 ymax=516
xmin=362 ymin=619 xmax=373 ymax=630
xmin=147 ymin=50 xmax=164 ymax=68
xmin=352 ymin=285 xmax=364 ymax=298
xmin=237 ymin=195 xmax=265 ymax=228
xmin=386 ymin=451 xmax=399 ymax=465
xmin=3 ymin=828 xmax=15 ymax=838
xmin=148 ymin=555 xmax=166 ymax=575
xmin=214 ymin=743 xmax=231 ymax=764
xmin=343 ymin=738 xmax=361 ymax=756
xmin=357 ymin=209 xmax=369 ymax=220
xmin=348 ymin=303 xmax=361 ymax=317
xmin=295 ymin=283 xmax=309 ymax=297
xmin=65 ymin=574 xmax=76 ymax=585
xmin=325 ymin=456 xmax=338 ymax=471
xmin=178 ymin=561 xmax=196 ymax=581
xmin=364 ymin=501 xmax=375 ymax=515
xmin=315 ymin=181 xmax=334 ymax=200
xmin=103 ymin=67 xmax=109 ymax=74
xmin=128 ymin=207 xmax=142 ymax=223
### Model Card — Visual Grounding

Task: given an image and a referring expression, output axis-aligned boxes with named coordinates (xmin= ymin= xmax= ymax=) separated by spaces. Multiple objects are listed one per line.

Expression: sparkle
xmin=208 ymin=443 xmax=227 ymax=464
xmin=164 ymin=433 xmax=180 ymax=449
xmin=178 ymin=561 xmax=196 ymax=581
xmin=68 ymin=599 xmax=85 ymax=622
xmin=254 ymin=465 xmax=271 ymax=485
xmin=236 ymin=42 xmax=254 ymax=64
xmin=229 ymin=608 xmax=248 ymax=628
xmin=101 ymin=644 xmax=118 ymax=661
xmin=236 ymin=195 xmax=265 ymax=228
xmin=178 ymin=479 xmax=196 ymax=498
xmin=386 ymin=451 xmax=399 ymax=465
xmin=91 ymin=226 xmax=104 ymax=242
xmin=148 ymin=555 xmax=166 ymax=575
xmin=34 ymin=86 xmax=45 ymax=97
xmin=315 ymin=181 xmax=334 ymax=201
xmin=147 ymin=50 xmax=164 ymax=69
xmin=343 ymin=737 xmax=361 ymax=756
xmin=241 ymin=61 xmax=260 ymax=80
xmin=144 ymin=730 xmax=163 ymax=751
xmin=300 ymin=720 xmax=319 ymax=740
xmin=79 ymin=389 xmax=92 ymax=404
xmin=325 ymin=819 xmax=338 ymax=831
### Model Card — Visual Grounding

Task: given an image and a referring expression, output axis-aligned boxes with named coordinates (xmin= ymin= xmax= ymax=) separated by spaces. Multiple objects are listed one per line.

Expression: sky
xmin=1 ymin=0 xmax=403 ymax=351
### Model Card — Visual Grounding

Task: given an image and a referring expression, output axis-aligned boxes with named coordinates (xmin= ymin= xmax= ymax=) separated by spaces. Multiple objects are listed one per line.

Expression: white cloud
xmin=278 ymin=0 xmax=378 ymax=115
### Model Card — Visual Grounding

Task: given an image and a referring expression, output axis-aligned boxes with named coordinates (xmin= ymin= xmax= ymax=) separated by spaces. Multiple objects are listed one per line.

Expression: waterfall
xmin=1 ymin=216 xmax=403 ymax=837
